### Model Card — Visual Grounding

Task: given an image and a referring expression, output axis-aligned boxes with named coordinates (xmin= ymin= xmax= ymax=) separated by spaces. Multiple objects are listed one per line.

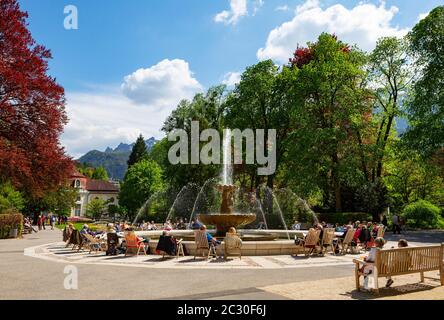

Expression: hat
xmin=83 ymin=224 xmax=89 ymax=228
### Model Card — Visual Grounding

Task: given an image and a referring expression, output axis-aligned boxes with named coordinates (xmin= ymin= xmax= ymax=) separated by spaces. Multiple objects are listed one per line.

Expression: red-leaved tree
xmin=0 ymin=0 xmax=73 ymax=198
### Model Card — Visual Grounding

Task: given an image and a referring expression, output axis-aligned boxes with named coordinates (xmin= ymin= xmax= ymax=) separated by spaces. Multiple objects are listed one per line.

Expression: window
xmin=75 ymin=180 xmax=81 ymax=188
xmin=76 ymin=196 xmax=81 ymax=202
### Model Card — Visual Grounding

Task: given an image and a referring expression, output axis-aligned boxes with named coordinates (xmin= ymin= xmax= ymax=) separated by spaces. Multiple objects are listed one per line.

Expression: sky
xmin=19 ymin=0 xmax=442 ymax=158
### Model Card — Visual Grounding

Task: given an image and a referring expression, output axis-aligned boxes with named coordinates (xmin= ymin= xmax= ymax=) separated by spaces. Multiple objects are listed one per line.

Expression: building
xmin=69 ymin=170 xmax=119 ymax=217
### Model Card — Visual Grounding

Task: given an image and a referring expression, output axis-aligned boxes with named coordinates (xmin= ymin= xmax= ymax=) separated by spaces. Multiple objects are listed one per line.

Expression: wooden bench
xmin=353 ymin=243 xmax=444 ymax=294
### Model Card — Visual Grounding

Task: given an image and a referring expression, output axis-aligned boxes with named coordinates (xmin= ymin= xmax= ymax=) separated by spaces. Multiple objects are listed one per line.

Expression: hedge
xmin=317 ymin=212 xmax=373 ymax=225
xmin=0 ymin=212 xmax=24 ymax=239
xmin=401 ymin=200 xmax=444 ymax=229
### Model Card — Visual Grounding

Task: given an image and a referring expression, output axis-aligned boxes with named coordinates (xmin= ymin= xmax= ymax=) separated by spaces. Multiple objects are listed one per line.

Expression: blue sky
xmin=19 ymin=0 xmax=442 ymax=158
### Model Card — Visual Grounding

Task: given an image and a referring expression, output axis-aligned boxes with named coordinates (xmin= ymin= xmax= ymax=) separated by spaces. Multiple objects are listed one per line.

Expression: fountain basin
xmin=197 ymin=213 xmax=257 ymax=237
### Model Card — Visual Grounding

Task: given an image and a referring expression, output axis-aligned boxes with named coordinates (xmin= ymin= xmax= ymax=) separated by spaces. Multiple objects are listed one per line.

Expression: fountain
xmin=197 ymin=129 xmax=256 ymax=236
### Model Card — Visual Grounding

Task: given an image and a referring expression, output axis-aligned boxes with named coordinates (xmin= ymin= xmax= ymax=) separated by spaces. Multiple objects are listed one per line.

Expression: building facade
xmin=69 ymin=170 xmax=119 ymax=217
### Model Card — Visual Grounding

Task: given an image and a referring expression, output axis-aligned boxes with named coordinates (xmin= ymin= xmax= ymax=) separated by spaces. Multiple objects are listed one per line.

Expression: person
xmin=41 ymin=214 xmax=46 ymax=230
xmin=291 ymin=221 xmax=301 ymax=230
xmin=200 ymin=225 xmax=221 ymax=247
xmin=191 ymin=220 xmax=201 ymax=230
xmin=64 ymin=223 xmax=75 ymax=246
xmin=37 ymin=215 xmax=42 ymax=231
xmin=386 ymin=239 xmax=409 ymax=288
xmin=392 ymin=214 xmax=401 ymax=234
xmin=49 ymin=215 xmax=56 ymax=230
xmin=381 ymin=214 xmax=388 ymax=227
xmin=80 ymin=224 xmax=95 ymax=236
xmin=257 ymin=221 xmax=266 ymax=230
xmin=361 ymin=237 xmax=386 ymax=290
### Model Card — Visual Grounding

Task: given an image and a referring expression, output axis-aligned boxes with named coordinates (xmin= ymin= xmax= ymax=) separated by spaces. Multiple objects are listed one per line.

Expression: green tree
xmin=39 ymin=186 xmax=78 ymax=216
xmin=119 ymin=160 xmax=164 ymax=220
xmin=86 ymin=198 xmax=106 ymax=220
xmin=0 ymin=181 xmax=25 ymax=213
xmin=286 ymin=33 xmax=371 ymax=212
xmin=127 ymin=134 xmax=148 ymax=168
xmin=224 ymin=60 xmax=292 ymax=190
xmin=369 ymin=36 xmax=413 ymax=180
xmin=403 ymin=6 xmax=444 ymax=156
xmin=91 ymin=166 xmax=109 ymax=181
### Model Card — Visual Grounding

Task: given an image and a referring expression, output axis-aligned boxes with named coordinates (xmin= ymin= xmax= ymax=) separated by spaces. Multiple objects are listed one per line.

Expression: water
xmin=267 ymin=187 xmax=290 ymax=240
xmin=132 ymin=191 xmax=163 ymax=225
xmin=188 ymin=178 xmax=217 ymax=227
xmin=222 ymin=128 xmax=232 ymax=185
xmin=165 ymin=183 xmax=199 ymax=223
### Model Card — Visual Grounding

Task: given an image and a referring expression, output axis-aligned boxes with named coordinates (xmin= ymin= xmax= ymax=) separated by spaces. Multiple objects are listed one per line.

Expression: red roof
xmin=71 ymin=169 xmax=87 ymax=178
xmin=85 ymin=179 xmax=119 ymax=192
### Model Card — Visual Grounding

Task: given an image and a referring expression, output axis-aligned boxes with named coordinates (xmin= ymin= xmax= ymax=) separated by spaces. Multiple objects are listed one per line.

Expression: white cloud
xmin=214 ymin=0 xmax=248 ymax=25
xmin=222 ymin=72 xmax=242 ymax=86
xmin=252 ymin=0 xmax=264 ymax=16
xmin=275 ymin=5 xmax=289 ymax=12
xmin=62 ymin=59 xmax=203 ymax=158
xmin=121 ymin=59 xmax=202 ymax=107
xmin=257 ymin=0 xmax=409 ymax=63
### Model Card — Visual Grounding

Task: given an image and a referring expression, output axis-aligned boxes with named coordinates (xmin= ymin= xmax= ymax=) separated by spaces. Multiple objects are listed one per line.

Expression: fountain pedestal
xmin=197 ymin=184 xmax=256 ymax=237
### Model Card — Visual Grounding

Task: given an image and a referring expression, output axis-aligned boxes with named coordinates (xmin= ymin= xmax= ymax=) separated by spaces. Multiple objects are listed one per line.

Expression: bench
xmin=353 ymin=243 xmax=444 ymax=294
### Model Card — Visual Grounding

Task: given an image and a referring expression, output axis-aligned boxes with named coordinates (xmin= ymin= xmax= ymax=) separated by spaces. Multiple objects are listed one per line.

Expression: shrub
xmin=0 ymin=211 xmax=24 ymax=239
xmin=317 ymin=212 xmax=373 ymax=225
xmin=401 ymin=200 xmax=443 ymax=229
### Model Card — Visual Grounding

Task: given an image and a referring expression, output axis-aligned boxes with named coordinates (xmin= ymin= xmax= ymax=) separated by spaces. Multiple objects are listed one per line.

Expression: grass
xmin=56 ymin=222 xmax=104 ymax=232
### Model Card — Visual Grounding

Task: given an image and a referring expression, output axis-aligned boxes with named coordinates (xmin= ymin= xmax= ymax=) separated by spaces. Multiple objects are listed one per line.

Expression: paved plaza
xmin=1 ymin=229 xmax=443 ymax=300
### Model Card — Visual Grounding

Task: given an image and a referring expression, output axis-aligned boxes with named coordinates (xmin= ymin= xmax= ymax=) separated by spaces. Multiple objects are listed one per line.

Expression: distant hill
xmin=77 ymin=137 xmax=157 ymax=180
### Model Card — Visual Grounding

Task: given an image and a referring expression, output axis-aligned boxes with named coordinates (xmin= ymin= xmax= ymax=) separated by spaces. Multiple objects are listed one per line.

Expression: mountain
xmin=77 ymin=137 xmax=158 ymax=180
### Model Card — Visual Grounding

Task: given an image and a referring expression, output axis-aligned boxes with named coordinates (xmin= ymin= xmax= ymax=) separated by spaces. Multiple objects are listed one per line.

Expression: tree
xmin=369 ymin=36 xmax=413 ymax=181
xmin=224 ymin=60 xmax=291 ymax=190
xmin=38 ymin=186 xmax=78 ymax=216
xmin=0 ymin=0 xmax=73 ymax=197
xmin=0 ymin=181 xmax=24 ymax=213
xmin=127 ymin=134 xmax=148 ymax=168
xmin=403 ymin=6 xmax=444 ymax=157
xmin=286 ymin=33 xmax=371 ymax=212
xmin=91 ymin=166 xmax=109 ymax=181
xmin=119 ymin=160 xmax=164 ymax=220
xmin=86 ymin=198 xmax=106 ymax=220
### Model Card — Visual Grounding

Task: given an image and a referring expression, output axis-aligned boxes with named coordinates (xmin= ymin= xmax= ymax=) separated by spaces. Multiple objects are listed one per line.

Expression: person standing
xmin=391 ymin=214 xmax=401 ymax=234
xmin=50 ymin=215 xmax=55 ymax=230
xmin=37 ymin=215 xmax=42 ymax=231
xmin=41 ymin=214 xmax=46 ymax=230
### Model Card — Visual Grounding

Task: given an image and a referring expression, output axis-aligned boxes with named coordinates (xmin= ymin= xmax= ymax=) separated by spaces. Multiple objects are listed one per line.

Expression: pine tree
xmin=127 ymin=134 xmax=148 ymax=168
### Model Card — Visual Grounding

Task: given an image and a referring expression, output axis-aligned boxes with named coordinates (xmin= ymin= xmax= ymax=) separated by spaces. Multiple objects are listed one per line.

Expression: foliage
xmin=0 ymin=181 xmax=25 ymax=213
xmin=127 ymin=134 xmax=148 ymax=168
xmin=91 ymin=166 xmax=109 ymax=181
xmin=403 ymin=6 xmax=444 ymax=156
xmin=86 ymin=198 xmax=107 ymax=220
xmin=119 ymin=160 xmax=164 ymax=220
xmin=37 ymin=186 xmax=78 ymax=216
xmin=0 ymin=211 xmax=23 ymax=239
xmin=285 ymin=33 xmax=371 ymax=212
xmin=401 ymin=200 xmax=444 ymax=229
xmin=0 ymin=0 xmax=73 ymax=197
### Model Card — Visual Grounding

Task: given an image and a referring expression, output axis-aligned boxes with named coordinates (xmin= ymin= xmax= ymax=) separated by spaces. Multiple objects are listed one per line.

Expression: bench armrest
xmin=353 ymin=259 xmax=365 ymax=265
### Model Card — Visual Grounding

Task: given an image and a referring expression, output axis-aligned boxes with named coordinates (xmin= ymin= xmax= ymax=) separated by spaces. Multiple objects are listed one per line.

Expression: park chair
xmin=83 ymin=233 xmax=106 ymax=254
xmin=194 ymin=230 xmax=217 ymax=259
xmin=337 ymin=228 xmax=355 ymax=255
xmin=294 ymin=228 xmax=321 ymax=257
xmin=353 ymin=244 xmax=444 ymax=295
xmin=224 ymin=234 xmax=242 ymax=260
xmin=156 ymin=235 xmax=184 ymax=258
xmin=319 ymin=228 xmax=336 ymax=255
xmin=124 ymin=231 xmax=147 ymax=256
xmin=68 ymin=230 xmax=84 ymax=251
